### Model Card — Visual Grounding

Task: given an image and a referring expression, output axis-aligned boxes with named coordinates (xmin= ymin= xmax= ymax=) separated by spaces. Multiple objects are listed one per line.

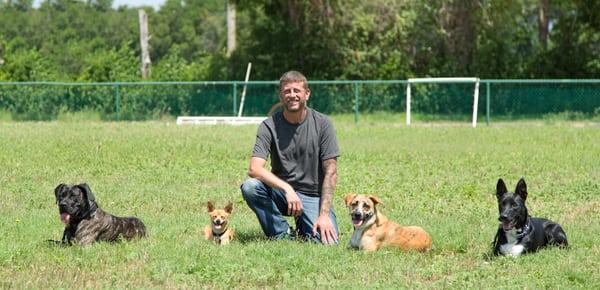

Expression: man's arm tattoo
xmin=320 ymin=158 xmax=337 ymax=216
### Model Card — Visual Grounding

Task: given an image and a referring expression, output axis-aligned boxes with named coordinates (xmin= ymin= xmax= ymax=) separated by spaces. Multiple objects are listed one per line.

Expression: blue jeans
xmin=240 ymin=178 xmax=339 ymax=244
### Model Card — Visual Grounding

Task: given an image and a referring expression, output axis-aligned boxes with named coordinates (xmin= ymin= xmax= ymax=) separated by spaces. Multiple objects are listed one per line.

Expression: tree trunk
xmin=538 ymin=0 xmax=550 ymax=50
xmin=138 ymin=9 xmax=151 ymax=79
xmin=439 ymin=0 xmax=479 ymax=74
xmin=287 ymin=0 xmax=300 ymax=28
xmin=227 ymin=0 xmax=236 ymax=56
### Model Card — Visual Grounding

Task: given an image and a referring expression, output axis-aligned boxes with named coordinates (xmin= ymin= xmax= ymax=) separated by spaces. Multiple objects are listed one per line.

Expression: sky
xmin=33 ymin=0 xmax=166 ymax=10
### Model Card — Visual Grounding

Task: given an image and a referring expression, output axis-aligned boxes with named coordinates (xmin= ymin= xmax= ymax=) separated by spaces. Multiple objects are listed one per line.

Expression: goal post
xmin=406 ymin=77 xmax=480 ymax=127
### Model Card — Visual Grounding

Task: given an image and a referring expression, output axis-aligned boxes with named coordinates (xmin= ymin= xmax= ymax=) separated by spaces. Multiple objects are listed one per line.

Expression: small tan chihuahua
xmin=204 ymin=201 xmax=235 ymax=245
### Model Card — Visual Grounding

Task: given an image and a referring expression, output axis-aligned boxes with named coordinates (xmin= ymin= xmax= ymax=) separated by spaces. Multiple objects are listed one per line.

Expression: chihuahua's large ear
xmin=368 ymin=195 xmax=383 ymax=206
xmin=207 ymin=201 xmax=215 ymax=213
xmin=54 ymin=183 xmax=67 ymax=201
xmin=224 ymin=202 xmax=233 ymax=214
xmin=515 ymin=178 xmax=528 ymax=201
xmin=496 ymin=179 xmax=507 ymax=199
xmin=344 ymin=193 xmax=357 ymax=206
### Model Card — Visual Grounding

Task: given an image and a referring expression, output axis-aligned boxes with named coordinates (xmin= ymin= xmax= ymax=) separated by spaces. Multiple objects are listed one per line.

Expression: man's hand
xmin=313 ymin=214 xmax=338 ymax=245
xmin=249 ymin=157 xmax=303 ymax=217
xmin=285 ymin=189 xmax=303 ymax=217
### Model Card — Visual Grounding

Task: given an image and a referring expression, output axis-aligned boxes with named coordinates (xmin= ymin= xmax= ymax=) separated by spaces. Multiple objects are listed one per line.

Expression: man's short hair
xmin=279 ymin=71 xmax=309 ymax=91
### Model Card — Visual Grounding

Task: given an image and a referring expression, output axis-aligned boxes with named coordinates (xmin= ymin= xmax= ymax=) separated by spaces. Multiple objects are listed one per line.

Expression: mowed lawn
xmin=0 ymin=118 xmax=599 ymax=288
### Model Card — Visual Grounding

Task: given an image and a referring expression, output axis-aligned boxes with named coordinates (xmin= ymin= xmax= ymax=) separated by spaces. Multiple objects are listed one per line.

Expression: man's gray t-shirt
xmin=252 ymin=108 xmax=340 ymax=196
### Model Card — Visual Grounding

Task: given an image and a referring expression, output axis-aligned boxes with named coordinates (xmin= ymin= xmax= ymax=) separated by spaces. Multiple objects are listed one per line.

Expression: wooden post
xmin=138 ymin=9 xmax=151 ymax=79
xmin=227 ymin=0 xmax=236 ymax=56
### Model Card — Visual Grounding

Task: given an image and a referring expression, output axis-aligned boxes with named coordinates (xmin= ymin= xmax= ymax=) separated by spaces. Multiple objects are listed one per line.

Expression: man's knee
xmin=240 ymin=178 xmax=262 ymax=200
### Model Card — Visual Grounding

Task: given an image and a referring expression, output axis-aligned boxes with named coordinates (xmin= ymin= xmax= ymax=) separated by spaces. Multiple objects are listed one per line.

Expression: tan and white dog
xmin=204 ymin=201 xmax=235 ymax=245
xmin=344 ymin=193 xmax=432 ymax=252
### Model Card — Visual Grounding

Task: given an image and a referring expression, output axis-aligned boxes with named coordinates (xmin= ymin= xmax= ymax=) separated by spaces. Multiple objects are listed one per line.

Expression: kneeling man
xmin=240 ymin=70 xmax=339 ymax=245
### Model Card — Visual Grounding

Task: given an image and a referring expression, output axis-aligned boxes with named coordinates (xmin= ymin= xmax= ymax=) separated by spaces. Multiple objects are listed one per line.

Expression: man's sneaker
xmin=271 ymin=227 xmax=297 ymax=241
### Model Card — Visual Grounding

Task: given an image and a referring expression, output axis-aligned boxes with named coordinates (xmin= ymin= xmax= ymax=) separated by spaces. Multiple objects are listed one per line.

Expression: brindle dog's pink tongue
xmin=60 ymin=213 xmax=71 ymax=224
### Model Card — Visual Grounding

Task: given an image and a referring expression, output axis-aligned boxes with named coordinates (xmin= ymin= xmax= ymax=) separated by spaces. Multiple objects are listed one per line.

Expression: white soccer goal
xmin=177 ymin=62 xmax=267 ymax=126
xmin=176 ymin=116 xmax=267 ymax=125
xmin=406 ymin=77 xmax=480 ymax=128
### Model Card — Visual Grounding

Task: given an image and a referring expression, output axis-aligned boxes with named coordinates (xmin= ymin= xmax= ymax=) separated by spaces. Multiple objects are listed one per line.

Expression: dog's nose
xmin=352 ymin=212 xmax=362 ymax=219
xmin=499 ymin=214 xmax=508 ymax=221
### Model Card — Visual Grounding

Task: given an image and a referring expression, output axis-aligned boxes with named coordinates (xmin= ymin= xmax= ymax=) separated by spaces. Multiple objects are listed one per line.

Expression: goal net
xmin=406 ymin=77 xmax=480 ymax=127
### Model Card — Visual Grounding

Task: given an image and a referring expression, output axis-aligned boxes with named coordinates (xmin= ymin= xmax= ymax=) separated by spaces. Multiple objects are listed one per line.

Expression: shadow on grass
xmin=235 ymin=231 xmax=268 ymax=244
xmin=45 ymin=239 xmax=68 ymax=248
xmin=235 ymin=231 xmax=315 ymax=244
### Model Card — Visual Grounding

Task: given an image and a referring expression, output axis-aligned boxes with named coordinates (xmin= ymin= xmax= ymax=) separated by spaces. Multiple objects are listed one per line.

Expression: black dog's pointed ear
xmin=54 ymin=183 xmax=67 ymax=201
xmin=496 ymin=179 xmax=507 ymax=198
xmin=515 ymin=178 xmax=528 ymax=201
xmin=77 ymin=183 xmax=96 ymax=205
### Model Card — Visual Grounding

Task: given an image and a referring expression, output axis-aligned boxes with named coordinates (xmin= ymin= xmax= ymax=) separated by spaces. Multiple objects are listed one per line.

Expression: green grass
xmin=0 ymin=117 xmax=599 ymax=288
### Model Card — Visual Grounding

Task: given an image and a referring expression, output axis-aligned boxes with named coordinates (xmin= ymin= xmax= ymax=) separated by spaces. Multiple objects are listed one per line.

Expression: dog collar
xmin=212 ymin=228 xmax=228 ymax=239
xmin=515 ymin=217 xmax=533 ymax=242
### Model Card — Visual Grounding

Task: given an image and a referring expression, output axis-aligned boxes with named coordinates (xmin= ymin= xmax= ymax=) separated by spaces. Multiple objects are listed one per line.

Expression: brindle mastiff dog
xmin=54 ymin=183 xmax=146 ymax=245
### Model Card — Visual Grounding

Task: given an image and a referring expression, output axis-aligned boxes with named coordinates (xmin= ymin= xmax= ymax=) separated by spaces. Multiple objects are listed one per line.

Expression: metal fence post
xmin=232 ymin=82 xmax=237 ymax=116
xmin=115 ymin=84 xmax=121 ymax=121
xmin=354 ymin=82 xmax=359 ymax=124
xmin=486 ymin=82 xmax=490 ymax=125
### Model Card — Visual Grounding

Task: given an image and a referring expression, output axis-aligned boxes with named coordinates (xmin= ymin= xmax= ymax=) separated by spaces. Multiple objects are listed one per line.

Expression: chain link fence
xmin=0 ymin=80 xmax=599 ymax=122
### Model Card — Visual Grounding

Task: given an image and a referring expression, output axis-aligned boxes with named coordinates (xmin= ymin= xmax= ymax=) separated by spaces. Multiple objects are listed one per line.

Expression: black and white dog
xmin=492 ymin=178 xmax=568 ymax=256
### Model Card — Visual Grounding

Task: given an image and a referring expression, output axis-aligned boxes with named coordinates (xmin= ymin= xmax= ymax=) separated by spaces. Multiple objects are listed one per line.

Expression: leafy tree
xmin=0 ymin=0 xmax=599 ymax=81
xmin=77 ymin=43 xmax=138 ymax=82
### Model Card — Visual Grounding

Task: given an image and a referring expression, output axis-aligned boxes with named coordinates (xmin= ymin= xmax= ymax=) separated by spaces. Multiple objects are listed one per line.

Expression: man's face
xmin=279 ymin=81 xmax=310 ymax=112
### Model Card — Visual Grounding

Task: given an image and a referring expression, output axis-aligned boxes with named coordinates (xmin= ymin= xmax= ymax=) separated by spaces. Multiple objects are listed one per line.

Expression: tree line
xmin=0 ymin=0 xmax=598 ymax=82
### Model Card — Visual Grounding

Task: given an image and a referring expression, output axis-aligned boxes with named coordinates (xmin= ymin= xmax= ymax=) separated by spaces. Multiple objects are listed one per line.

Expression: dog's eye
xmin=363 ymin=204 xmax=370 ymax=210
xmin=351 ymin=201 xmax=358 ymax=207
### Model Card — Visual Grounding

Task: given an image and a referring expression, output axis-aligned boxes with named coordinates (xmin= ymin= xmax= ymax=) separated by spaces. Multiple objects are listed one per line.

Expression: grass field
xmin=1 ymin=117 xmax=599 ymax=288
